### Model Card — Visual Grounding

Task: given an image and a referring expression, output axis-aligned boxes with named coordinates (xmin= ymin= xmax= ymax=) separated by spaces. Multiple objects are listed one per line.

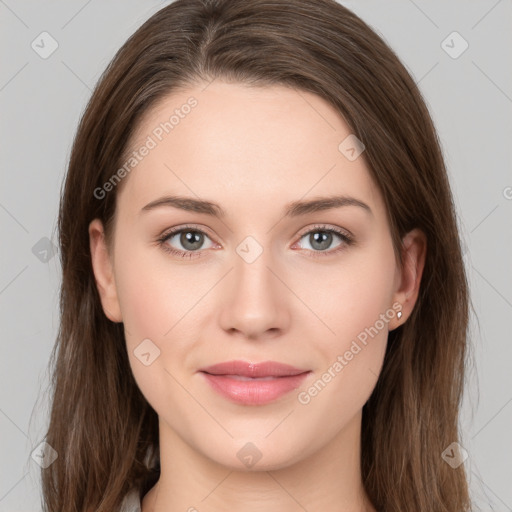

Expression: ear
xmin=89 ymin=218 xmax=123 ymax=323
xmin=390 ymin=228 xmax=427 ymax=330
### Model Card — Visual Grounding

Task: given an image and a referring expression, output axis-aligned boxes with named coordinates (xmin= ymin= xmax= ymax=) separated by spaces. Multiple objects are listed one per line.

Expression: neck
xmin=142 ymin=409 xmax=376 ymax=512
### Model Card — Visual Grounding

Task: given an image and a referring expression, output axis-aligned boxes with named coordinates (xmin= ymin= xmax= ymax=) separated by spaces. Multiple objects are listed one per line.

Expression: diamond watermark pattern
xmin=134 ymin=338 xmax=161 ymax=366
xmin=441 ymin=31 xmax=469 ymax=59
xmin=31 ymin=31 xmax=59 ymax=59
xmin=31 ymin=441 xmax=58 ymax=469
xmin=338 ymin=134 xmax=365 ymax=161
xmin=32 ymin=236 xmax=58 ymax=263
xmin=441 ymin=442 xmax=469 ymax=468
xmin=236 ymin=442 xmax=263 ymax=468
xmin=236 ymin=236 xmax=263 ymax=264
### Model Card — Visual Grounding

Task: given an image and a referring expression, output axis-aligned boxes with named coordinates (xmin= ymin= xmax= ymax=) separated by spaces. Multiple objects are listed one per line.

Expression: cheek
xmin=114 ymin=253 xmax=194 ymax=415
xmin=112 ymin=242 xmax=210 ymax=397
xmin=294 ymin=267 xmax=392 ymax=433
xmin=114 ymin=239 xmax=195 ymax=340
xmin=302 ymin=237 xmax=396 ymax=391
xmin=305 ymin=240 xmax=396 ymax=347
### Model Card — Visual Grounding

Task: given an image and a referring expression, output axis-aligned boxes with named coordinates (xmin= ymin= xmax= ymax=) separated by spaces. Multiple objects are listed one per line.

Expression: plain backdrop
xmin=1 ymin=0 xmax=511 ymax=510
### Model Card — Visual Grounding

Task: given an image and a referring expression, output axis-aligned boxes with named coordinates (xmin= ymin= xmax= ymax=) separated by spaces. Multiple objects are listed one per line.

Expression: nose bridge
xmin=218 ymin=234 xmax=288 ymax=337
xmin=233 ymin=235 xmax=280 ymax=307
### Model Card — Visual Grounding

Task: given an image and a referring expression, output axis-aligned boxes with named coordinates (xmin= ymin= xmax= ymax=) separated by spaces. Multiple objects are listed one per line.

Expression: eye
xmin=293 ymin=224 xmax=354 ymax=257
xmin=157 ymin=225 xmax=216 ymax=259
xmin=156 ymin=223 xmax=354 ymax=259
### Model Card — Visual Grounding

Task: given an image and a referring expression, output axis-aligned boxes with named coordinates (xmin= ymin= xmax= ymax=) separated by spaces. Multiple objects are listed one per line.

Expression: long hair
xmin=41 ymin=0 xmax=471 ymax=510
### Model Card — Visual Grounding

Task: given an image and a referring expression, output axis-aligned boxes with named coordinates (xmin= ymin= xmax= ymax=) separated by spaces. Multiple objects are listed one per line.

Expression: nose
xmin=218 ymin=246 xmax=291 ymax=341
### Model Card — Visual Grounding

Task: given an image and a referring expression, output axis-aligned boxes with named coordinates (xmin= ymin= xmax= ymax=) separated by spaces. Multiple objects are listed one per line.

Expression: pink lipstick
xmin=199 ymin=360 xmax=311 ymax=405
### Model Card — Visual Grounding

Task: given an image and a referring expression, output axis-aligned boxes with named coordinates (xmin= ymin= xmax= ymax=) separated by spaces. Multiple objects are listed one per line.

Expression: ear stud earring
xmin=397 ymin=310 xmax=402 ymax=319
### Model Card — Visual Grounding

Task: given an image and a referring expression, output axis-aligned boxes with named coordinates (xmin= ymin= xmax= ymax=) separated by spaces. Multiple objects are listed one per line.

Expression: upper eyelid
xmin=161 ymin=223 xmax=213 ymax=238
xmin=296 ymin=223 xmax=352 ymax=238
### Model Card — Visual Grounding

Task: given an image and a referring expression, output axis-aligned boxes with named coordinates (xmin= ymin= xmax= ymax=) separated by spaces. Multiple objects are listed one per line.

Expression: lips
xmin=199 ymin=360 xmax=311 ymax=405
xmin=200 ymin=360 xmax=309 ymax=378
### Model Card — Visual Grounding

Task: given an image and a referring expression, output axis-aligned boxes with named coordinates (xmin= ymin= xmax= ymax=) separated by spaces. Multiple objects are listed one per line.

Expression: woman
xmin=41 ymin=0 xmax=471 ymax=510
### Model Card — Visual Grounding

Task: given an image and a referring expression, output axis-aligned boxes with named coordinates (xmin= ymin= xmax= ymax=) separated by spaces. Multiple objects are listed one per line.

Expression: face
xmin=90 ymin=80 xmax=421 ymax=471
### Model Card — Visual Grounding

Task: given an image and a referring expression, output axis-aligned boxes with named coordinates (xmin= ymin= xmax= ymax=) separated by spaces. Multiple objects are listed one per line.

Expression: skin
xmin=89 ymin=80 xmax=426 ymax=512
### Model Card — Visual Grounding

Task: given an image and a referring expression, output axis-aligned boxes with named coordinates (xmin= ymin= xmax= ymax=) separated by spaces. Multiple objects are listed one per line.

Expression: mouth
xmin=198 ymin=360 xmax=311 ymax=405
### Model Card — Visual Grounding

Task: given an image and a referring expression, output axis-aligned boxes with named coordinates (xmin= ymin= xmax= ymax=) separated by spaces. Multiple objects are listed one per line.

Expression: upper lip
xmin=199 ymin=360 xmax=310 ymax=378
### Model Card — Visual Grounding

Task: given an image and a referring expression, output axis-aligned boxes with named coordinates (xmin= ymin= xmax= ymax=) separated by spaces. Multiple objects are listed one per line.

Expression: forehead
xmin=117 ymin=80 xmax=382 ymax=218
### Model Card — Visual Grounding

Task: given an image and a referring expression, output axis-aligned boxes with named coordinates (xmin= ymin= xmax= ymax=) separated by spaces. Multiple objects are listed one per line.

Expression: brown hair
xmin=41 ymin=0 xmax=472 ymax=510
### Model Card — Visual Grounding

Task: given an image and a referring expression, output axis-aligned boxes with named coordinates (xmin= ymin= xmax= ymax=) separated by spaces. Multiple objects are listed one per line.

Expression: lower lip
xmin=200 ymin=372 xmax=310 ymax=405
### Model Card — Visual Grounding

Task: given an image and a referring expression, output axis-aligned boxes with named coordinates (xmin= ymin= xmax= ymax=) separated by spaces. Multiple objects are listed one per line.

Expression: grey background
xmin=1 ymin=0 xmax=511 ymax=510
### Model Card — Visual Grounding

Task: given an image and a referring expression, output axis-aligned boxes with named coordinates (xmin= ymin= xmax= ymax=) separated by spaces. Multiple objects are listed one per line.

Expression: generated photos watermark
xmin=93 ymin=96 xmax=198 ymax=200
xmin=297 ymin=301 xmax=401 ymax=405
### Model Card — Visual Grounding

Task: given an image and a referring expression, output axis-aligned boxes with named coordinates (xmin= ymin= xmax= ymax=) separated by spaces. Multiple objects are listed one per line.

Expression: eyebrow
xmin=140 ymin=194 xmax=372 ymax=218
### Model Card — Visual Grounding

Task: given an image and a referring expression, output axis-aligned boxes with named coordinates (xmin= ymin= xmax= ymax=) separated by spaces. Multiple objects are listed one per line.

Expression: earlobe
xmin=391 ymin=228 xmax=427 ymax=328
xmin=88 ymin=218 xmax=123 ymax=323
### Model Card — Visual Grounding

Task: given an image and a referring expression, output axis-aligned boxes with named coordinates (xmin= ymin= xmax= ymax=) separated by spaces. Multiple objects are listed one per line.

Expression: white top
xmin=119 ymin=488 xmax=142 ymax=512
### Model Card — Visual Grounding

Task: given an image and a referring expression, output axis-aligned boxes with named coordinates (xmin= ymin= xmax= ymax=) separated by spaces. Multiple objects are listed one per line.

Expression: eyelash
xmin=156 ymin=224 xmax=354 ymax=260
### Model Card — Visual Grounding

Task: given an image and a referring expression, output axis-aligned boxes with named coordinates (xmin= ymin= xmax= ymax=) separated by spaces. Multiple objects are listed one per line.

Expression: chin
xmin=198 ymin=435 xmax=310 ymax=472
